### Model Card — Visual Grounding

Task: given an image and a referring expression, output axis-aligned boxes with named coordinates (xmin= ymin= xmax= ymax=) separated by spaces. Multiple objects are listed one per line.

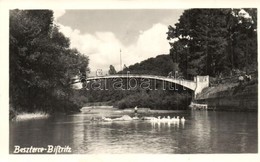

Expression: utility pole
xmin=120 ymin=49 xmax=122 ymax=71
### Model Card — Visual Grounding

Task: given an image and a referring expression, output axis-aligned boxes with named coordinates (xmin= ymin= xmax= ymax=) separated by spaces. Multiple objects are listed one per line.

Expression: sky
xmin=54 ymin=9 xmax=184 ymax=75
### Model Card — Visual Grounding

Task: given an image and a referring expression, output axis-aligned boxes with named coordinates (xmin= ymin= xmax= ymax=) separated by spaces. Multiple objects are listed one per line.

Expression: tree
xmin=10 ymin=9 xmax=89 ymax=113
xmin=167 ymin=9 xmax=257 ymax=78
xmin=227 ymin=9 xmax=257 ymax=73
xmin=108 ymin=65 xmax=117 ymax=75
xmin=119 ymin=54 xmax=176 ymax=76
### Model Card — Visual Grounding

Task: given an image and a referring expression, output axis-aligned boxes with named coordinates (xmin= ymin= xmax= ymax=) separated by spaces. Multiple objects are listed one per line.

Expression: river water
xmin=10 ymin=107 xmax=258 ymax=154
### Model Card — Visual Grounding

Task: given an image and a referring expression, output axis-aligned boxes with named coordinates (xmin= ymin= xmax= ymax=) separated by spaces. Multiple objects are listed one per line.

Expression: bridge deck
xmin=86 ymin=74 xmax=196 ymax=90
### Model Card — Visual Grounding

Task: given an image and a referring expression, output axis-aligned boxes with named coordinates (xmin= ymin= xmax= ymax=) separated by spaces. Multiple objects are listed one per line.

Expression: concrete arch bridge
xmin=85 ymin=74 xmax=209 ymax=97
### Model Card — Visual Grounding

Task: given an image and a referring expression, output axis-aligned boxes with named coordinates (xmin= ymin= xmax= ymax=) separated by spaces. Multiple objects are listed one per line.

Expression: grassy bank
xmin=196 ymin=82 xmax=239 ymax=99
xmin=197 ymin=78 xmax=257 ymax=100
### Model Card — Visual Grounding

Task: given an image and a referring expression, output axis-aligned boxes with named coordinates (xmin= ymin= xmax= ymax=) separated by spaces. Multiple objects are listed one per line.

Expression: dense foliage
xmin=167 ymin=9 xmax=257 ymax=79
xmin=10 ymin=10 xmax=89 ymax=113
xmin=114 ymin=89 xmax=191 ymax=110
xmin=119 ymin=54 xmax=177 ymax=76
xmin=108 ymin=65 xmax=117 ymax=75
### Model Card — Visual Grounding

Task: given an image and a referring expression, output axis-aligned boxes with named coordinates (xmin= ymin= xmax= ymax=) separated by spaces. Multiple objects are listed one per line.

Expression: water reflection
xmin=10 ymin=108 xmax=258 ymax=154
xmin=189 ymin=111 xmax=211 ymax=153
xmin=150 ymin=120 xmax=184 ymax=130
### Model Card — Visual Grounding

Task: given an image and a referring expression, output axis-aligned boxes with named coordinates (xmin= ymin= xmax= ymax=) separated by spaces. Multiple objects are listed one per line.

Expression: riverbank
xmin=81 ymin=106 xmax=187 ymax=115
xmin=12 ymin=112 xmax=50 ymax=121
xmin=194 ymin=79 xmax=258 ymax=111
xmin=84 ymin=101 xmax=113 ymax=107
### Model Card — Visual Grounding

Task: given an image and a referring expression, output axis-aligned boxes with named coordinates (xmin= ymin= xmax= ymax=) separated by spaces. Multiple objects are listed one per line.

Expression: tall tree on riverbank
xmin=108 ymin=65 xmax=117 ymax=75
xmin=10 ymin=9 xmax=89 ymax=113
xmin=167 ymin=9 xmax=257 ymax=78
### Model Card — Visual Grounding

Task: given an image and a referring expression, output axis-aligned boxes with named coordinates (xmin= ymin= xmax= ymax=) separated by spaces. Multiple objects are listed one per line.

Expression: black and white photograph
xmin=0 ymin=0 xmax=259 ymax=161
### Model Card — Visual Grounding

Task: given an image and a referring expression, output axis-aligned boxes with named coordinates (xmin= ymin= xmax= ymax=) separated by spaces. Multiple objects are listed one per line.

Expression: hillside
xmin=118 ymin=54 xmax=177 ymax=76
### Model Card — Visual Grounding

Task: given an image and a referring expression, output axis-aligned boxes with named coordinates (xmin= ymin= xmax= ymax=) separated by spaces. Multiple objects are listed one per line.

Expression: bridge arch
xmin=85 ymin=74 xmax=209 ymax=97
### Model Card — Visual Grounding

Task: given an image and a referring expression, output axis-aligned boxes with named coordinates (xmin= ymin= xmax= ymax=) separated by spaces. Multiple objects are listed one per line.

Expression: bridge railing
xmin=87 ymin=74 xmax=196 ymax=83
xmin=86 ymin=74 xmax=198 ymax=91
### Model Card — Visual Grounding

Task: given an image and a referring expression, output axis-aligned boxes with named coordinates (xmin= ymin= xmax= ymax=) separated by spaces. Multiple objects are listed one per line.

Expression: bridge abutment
xmin=194 ymin=75 xmax=209 ymax=98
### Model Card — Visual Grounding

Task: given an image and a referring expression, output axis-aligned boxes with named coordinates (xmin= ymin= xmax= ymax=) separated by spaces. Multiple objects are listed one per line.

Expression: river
xmin=10 ymin=106 xmax=258 ymax=154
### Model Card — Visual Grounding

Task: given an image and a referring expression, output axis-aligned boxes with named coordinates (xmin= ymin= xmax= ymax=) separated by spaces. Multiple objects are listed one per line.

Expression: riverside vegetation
xmin=10 ymin=10 xmax=89 ymax=119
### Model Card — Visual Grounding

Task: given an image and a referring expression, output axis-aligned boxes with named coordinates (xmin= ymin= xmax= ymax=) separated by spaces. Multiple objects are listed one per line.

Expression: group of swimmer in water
xmin=100 ymin=106 xmax=186 ymax=122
